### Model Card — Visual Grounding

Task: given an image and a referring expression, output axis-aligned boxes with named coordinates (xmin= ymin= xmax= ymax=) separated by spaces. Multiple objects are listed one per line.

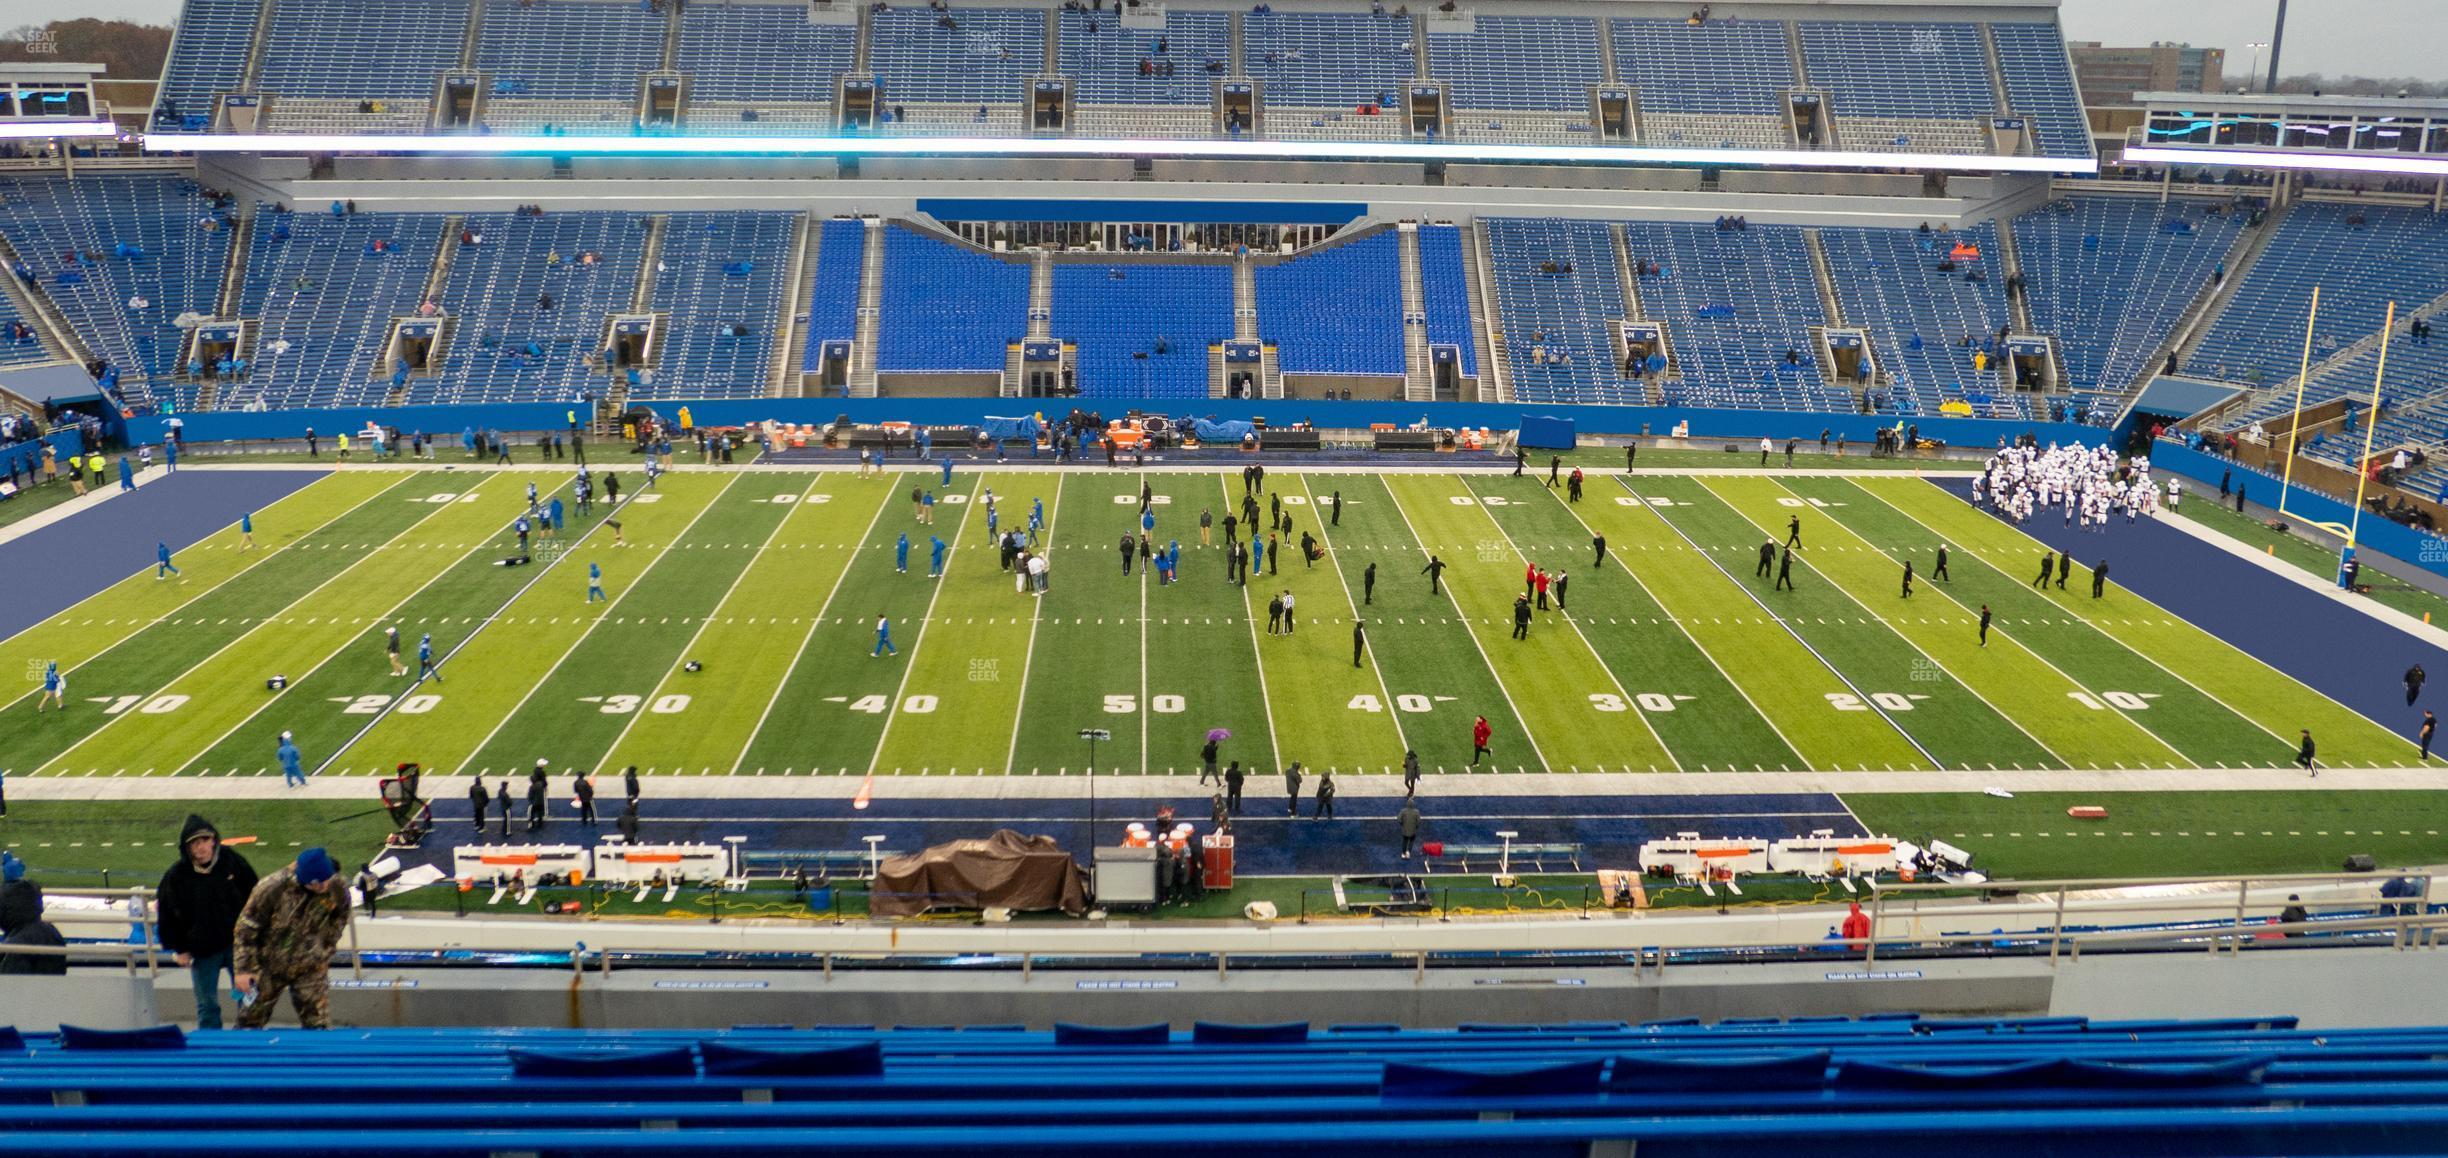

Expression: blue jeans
xmin=188 ymin=949 xmax=234 ymax=1029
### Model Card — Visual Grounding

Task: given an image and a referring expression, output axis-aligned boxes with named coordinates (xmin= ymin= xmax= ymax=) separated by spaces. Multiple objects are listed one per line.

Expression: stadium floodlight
xmin=2122 ymin=144 xmax=2448 ymax=177
xmin=0 ymin=121 xmax=115 ymax=140
xmin=140 ymin=131 xmax=2097 ymax=175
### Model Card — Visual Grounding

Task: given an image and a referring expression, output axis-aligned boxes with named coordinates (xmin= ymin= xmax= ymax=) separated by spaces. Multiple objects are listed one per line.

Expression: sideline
xmin=10 ymin=763 xmax=2445 ymax=801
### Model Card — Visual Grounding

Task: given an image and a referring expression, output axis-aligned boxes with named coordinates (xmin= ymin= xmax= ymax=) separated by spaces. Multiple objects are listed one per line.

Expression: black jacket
xmin=0 ymin=880 xmax=65 ymax=976
xmin=154 ymin=815 xmax=258 ymax=958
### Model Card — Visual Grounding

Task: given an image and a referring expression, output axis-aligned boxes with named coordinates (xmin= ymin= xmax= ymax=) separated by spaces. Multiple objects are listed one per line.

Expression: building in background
xmin=2070 ymin=41 xmax=2226 ymax=106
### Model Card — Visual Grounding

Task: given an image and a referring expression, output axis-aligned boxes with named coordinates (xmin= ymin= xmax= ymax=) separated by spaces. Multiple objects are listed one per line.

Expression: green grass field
xmin=0 ymin=464 xmax=2414 ymax=781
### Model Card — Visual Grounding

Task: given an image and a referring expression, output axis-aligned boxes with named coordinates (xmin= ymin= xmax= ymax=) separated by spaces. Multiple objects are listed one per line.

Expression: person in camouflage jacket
xmin=232 ymin=847 xmax=352 ymax=1029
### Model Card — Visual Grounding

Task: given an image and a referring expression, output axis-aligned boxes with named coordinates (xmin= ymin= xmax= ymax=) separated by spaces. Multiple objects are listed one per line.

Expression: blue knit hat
xmin=295 ymin=847 xmax=339 ymax=886
xmin=0 ymin=851 xmax=23 ymax=883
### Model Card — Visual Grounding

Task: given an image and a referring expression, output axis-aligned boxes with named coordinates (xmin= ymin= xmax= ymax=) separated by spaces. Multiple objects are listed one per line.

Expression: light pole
xmin=2243 ymin=42 xmax=2269 ymax=94
xmin=1078 ymin=728 xmax=1112 ymax=865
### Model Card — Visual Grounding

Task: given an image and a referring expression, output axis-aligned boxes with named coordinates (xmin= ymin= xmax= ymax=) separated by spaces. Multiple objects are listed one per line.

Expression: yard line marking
xmin=1218 ymin=474 xmax=1286 ymax=778
xmin=129 ymin=473 xmax=516 ymax=778
xmin=733 ymin=483 xmax=894 ymax=774
xmin=310 ymin=477 xmax=692 ymax=778
xmin=1620 ymin=475 xmax=1939 ymax=770
xmin=1530 ymin=479 xmax=1802 ymax=772
xmin=1868 ymin=478 xmax=2378 ymax=760
xmin=0 ymin=472 xmax=423 ymax=715
xmin=1702 ymin=475 xmax=2071 ymax=770
xmin=598 ymin=475 xmax=820 ymax=772
xmin=1298 ymin=474 xmax=1409 ymax=767
xmin=32 ymin=474 xmax=447 ymax=775
xmin=870 ymin=474 xmax=985 ymax=769
xmin=1785 ymin=479 xmax=2185 ymax=769
xmin=1004 ymin=474 xmax=1067 ymax=777
xmin=1374 ymin=474 xmax=1538 ymax=771
xmin=1448 ymin=475 xmax=1674 ymax=768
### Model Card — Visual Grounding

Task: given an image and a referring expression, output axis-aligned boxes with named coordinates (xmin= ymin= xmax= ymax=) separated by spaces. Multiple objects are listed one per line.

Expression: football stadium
xmin=2 ymin=0 xmax=2448 ymax=1151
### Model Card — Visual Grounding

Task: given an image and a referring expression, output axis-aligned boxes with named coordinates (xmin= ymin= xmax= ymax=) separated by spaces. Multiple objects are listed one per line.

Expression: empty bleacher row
xmin=2191 ymin=202 xmax=2448 ymax=387
xmin=0 ymin=175 xmax=233 ymax=410
xmin=1254 ymin=230 xmax=1404 ymax=378
xmin=4 ymin=1015 xmax=2448 ymax=1155
xmin=1053 ymin=262 xmax=1235 ymax=400
xmin=1416 ymin=225 xmax=1477 ymax=378
xmin=1623 ymin=221 xmax=1844 ymax=412
xmin=1823 ymin=222 xmax=2028 ymax=418
xmin=152 ymin=0 xmax=2091 ymax=159
xmin=18 ymin=173 xmax=2441 ymax=422
xmin=877 ymin=226 xmax=1030 ymax=375
xmin=799 ymin=219 xmax=867 ymax=373
xmin=2014 ymin=196 xmax=2246 ymax=395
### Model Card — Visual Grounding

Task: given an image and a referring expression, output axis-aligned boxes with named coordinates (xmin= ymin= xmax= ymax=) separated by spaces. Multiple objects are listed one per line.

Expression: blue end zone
xmin=1933 ymin=476 xmax=2441 ymax=745
xmin=0 ymin=470 xmax=327 ymax=640
xmin=406 ymin=792 xmax=1861 ymax=877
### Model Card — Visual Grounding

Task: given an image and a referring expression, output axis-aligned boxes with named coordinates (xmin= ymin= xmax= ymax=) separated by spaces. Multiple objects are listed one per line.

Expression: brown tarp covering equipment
xmin=870 ymin=829 xmax=1088 ymax=917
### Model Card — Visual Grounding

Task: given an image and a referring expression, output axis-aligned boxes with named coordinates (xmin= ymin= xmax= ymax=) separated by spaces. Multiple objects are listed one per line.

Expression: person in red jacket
xmin=1840 ymin=901 xmax=1872 ymax=949
xmin=1471 ymin=715 xmax=1492 ymax=766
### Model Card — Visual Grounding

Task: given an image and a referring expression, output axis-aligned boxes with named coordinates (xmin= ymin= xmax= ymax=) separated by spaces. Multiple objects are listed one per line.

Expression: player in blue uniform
xmin=155 ymin=541 xmax=180 ymax=578
xmin=872 ymin=614 xmax=897 ymax=657
xmin=587 ymin=562 xmax=605 ymax=602
xmin=239 ymin=511 xmax=254 ymax=549
xmin=928 ymin=535 xmax=948 ymax=578
xmin=35 ymin=661 xmax=64 ymax=712
xmin=418 ymin=633 xmax=442 ymax=681
xmin=895 ymin=532 xmax=910 ymax=573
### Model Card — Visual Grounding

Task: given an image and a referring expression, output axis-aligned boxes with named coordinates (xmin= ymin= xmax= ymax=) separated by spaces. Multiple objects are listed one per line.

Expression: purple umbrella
xmin=1206 ymin=728 xmax=1232 ymax=742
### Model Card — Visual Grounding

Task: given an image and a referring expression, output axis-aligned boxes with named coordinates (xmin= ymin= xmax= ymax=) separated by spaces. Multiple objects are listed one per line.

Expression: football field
xmin=0 ymin=461 xmax=2414 ymax=784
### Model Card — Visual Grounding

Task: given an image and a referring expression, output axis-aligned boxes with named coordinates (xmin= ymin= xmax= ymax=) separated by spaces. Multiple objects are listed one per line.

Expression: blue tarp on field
xmin=1194 ymin=419 xmax=1256 ymax=442
xmin=977 ymin=415 xmax=1041 ymax=442
xmin=1518 ymin=414 xmax=1577 ymax=449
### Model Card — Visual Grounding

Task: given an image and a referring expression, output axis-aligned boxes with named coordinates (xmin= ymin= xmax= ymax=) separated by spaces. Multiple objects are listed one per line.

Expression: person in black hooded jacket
xmin=0 ymin=856 xmax=66 ymax=976
xmin=155 ymin=814 xmax=258 ymax=1027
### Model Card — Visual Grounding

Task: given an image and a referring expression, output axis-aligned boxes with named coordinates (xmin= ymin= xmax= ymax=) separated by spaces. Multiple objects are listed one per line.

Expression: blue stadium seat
xmin=153 ymin=0 xmax=260 ymax=128
xmin=257 ymin=0 xmax=468 ymax=101
xmin=413 ymin=211 xmax=652 ymax=407
xmin=637 ymin=212 xmax=797 ymax=401
xmin=1426 ymin=16 xmax=1602 ymax=113
xmin=1243 ymin=12 xmax=1414 ymax=111
xmin=1613 ymin=17 xmax=1794 ymax=116
xmin=475 ymin=0 xmax=664 ymax=123
xmin=1052 ymin=263 xmax=1234 ymax=400
xmin=1798 ymin=22 xmax=1997 ymax=119
xmin=875 ymin=228 xmax=1028 ymax=374
xmin=7 ymin=1017 xmax=2448 ymax=1156
xmin=1817 ymin=222 xmax=2022 ymax=417
xmin=2192 ymin=203 xmax=2448 ymax=386
xmin=1483 ymin=218 xmax=1639 ymax=405
xmin=1254 ymin=232 xmax=1404 ymax=377
xmin=232 ymin=207 xmax=448 ymax=411
xmin=867 ymin=7 xmax=1044 ymax=107
xmin=677 ymin=4 xmax=857 ymax=106
xmin=1988 ymin=22 xmax=2093 ymax=160
xmin=800 ymin=219 xmax=867 ymax=373
xmin=2015 ymin=197 xmax=2245 ymax=394
xmin=1058 ymin=9 xmax=1229 ymax=107
xmin=0 ymin=175 xmax=236 ymax=406
xmin=1417 ymin=225 xmax=1479 ymax=378
xmin=1622 ymin=221 xmax=1844 ymax=411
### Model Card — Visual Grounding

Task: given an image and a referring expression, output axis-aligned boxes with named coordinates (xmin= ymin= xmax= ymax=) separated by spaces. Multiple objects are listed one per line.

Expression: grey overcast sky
xmin=2059 ymin=0 xmax=2448 ymax=85
xmin=38 ymin=0 xmax=2448 ymax=84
